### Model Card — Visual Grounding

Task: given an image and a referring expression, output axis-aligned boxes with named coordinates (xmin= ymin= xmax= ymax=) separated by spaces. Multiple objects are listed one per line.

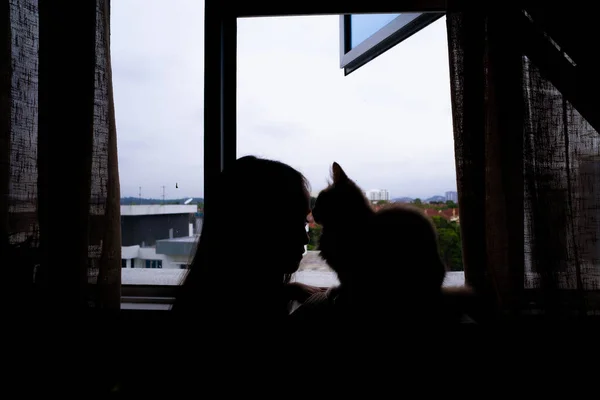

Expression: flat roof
xmin=121 ymin=204 xmax=198 ymax=216
xmin=158 ymin=235 xmax=199 ymax=243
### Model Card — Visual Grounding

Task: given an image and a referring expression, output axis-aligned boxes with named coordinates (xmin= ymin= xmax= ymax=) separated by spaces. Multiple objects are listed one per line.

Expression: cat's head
xmin=312 ymin=162 xmax=372 ymax=229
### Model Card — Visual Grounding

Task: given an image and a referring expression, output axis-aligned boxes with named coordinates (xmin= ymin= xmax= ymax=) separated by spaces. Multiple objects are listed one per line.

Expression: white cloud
xmin=112 ymin=2 xmax=456 ymax=199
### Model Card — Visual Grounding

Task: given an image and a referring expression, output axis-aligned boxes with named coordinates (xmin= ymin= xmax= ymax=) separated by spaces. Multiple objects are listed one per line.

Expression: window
xmin=112 ymin=0 xmax=204 ymax=290
xmin=144 ymin=260 xmax=163 ymax=269
xmin=116 ymin=5 xmax=465 ymax=309
xmin=237 ymin=15 xmax=464 ymax=288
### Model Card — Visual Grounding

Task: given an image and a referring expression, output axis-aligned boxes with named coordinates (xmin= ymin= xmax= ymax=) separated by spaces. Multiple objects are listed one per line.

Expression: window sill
xmin=121 ymin=295 xmax=174 ymax=310
xmin=120 ymin=252 xmax=466 ymax=310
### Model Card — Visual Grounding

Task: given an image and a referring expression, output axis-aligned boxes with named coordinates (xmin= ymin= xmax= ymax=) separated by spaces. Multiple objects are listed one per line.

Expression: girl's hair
xmin=173 ymin=156 xmax=310 ymax=318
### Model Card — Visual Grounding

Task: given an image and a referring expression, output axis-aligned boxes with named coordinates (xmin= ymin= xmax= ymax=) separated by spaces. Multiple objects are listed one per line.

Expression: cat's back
xmin=371 ymin=203 xmax=438 ymax=247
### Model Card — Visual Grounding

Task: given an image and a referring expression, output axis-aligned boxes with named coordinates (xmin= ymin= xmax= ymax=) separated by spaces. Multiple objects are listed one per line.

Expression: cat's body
xmin=312 ymin=162 xmax=374 ymax=286
xmin=312 ymin=162 xmax=446 ymax=288
xmin=307 ymin=162 xmax=474 ymax=324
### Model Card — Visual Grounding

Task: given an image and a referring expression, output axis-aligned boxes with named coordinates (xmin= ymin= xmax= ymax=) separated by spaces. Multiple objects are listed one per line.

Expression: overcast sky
xmin=111 ymin=0 xmax=456 ymax=199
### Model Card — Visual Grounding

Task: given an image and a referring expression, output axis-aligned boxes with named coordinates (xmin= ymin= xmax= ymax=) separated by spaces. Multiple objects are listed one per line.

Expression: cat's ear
xmin=331 ymin=162 xmax=348 ymax=183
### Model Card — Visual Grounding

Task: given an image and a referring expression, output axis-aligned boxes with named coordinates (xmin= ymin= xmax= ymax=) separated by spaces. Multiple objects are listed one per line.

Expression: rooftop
xmin=121 ymin=204 xmax=198 ymax=216
xmin=158 ymin=235 xmax=199 ymax=243
xmin=156 ymin=235 xmax=199 ymax=256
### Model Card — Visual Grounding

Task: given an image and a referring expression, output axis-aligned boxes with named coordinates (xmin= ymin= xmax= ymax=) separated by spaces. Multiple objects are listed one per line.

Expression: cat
xmin=311 ymin=162 xmax=374 ymax=286
xmin=313 ymin=161 xmax=446 ymax=292
xmin=310 ymin=162 xmax=474 ymax=323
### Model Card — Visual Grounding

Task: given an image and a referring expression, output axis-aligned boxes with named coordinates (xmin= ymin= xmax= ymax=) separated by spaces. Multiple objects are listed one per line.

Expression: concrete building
xmin=121 ymin=205 xmax=199 ymax=269
xmin=121 ymin=204 xmax=197 ymax=246
xmin=122 ymin=236 xmax=198 ymax=270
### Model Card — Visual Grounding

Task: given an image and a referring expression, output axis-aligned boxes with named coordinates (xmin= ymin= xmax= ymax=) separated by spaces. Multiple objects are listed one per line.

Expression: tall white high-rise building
xmin=366 ymin=189 xmax=390 ymax=202
xmin=382 ymin=189 xmax=390 ymax=201
xmin=445 ymin=191 xmax=458 ymax=203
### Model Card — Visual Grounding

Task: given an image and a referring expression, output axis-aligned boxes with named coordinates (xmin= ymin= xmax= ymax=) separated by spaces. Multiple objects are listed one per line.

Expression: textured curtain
xmin=447 ymin=10 xmax=600 ymax=318
xmin=1 ymin=0 xmax=121 ymax=310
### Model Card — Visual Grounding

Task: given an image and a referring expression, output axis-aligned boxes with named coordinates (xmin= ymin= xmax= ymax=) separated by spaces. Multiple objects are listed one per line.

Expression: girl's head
xmin=209 ymin=156 xmax=310 ymax=275
xmin=176 ymin=156 xmax=310 ymax=317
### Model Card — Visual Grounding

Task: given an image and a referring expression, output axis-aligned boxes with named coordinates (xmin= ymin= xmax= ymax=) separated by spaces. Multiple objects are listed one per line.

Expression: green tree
xmin=431 ymin=216 xmax=463 ymax=271
xmin=376 ymin=200 xmax=389 ymax=206
xmin=307 ymin=224 xmax=322 ymax=251
xmin=412 ymin=198 xmax=422 ymax=206
xmin=445 ymin=200 xmax=457 ymax=208
xmin=431 ymin=215 xmax=449 ymax=229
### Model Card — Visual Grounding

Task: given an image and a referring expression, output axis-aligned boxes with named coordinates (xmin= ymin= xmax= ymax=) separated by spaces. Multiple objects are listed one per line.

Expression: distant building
xmin=445 ymin=191 xmax=458 ymax=203
xmin=424 ymin=207 xmax=460 ymax=223
xmin=366 ymin=189 xmax=390 ymax=202
xmin=122 ymin=238 xmax=197 ymax=270
xmin=120 ymin=204 xmax=199 ymax=269
xmin=121 ymin=204 xmax=197 ymax=247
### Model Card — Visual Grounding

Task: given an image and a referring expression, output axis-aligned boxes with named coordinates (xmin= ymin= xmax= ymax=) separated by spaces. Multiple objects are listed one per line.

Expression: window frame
xmin=122 ymin=0 xmax=453 ymax=309
xmin=121 ymin=285 xmax=177 ymax=310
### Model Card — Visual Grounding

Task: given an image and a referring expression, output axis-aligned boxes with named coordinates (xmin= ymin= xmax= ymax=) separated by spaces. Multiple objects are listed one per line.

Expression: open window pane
xmin=350 ymin=13 xmax=400 ymax=48
xmin=340 ymin=12 xmax=444 ymax=75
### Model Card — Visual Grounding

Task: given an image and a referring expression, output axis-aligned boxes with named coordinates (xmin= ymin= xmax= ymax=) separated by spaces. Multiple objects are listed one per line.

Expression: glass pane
xmin=350 ymin=13 xmax=400 ymax=49
xmin=112 ymin=0 xmax=204 ymax=286
xmin=238 ymin=16 xmax=465 ymax=288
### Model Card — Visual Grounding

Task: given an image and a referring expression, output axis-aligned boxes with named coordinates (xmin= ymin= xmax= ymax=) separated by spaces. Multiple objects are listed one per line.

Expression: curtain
xmin=447 ymin=10 xmax=600 ymax=318
xmin=1 ymin=0 xmax=120 ymax=310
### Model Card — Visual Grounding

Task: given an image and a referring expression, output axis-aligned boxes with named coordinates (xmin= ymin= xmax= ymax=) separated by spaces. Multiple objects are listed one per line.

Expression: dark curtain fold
xmin=523 ymin=59 xmax=600 ymax=313
xmin=448 ymin=10 xmax=600 ymax=317
xmin=2 ymin=0 xmax=120 ymax=310
xmin=1 ymin=2 xmax=10 ymax=252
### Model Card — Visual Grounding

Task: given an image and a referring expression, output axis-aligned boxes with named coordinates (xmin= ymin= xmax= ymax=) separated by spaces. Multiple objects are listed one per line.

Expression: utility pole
xmin=161 ymin=185 xmax=166 ymax=204
xmin=138 ymin=186 xmax=142 ymax=205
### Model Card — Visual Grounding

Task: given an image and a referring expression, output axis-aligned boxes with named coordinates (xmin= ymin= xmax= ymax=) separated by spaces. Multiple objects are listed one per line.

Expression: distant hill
xmin=120 ymin=196 xmax=204 ymax=205
xmin=393 ymin=195 xmax=448 ymax=203
xmin=425 ymin=195 xmax=446 ymax=203
xmin=393 ymin=197 xmax=414 ymax=203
